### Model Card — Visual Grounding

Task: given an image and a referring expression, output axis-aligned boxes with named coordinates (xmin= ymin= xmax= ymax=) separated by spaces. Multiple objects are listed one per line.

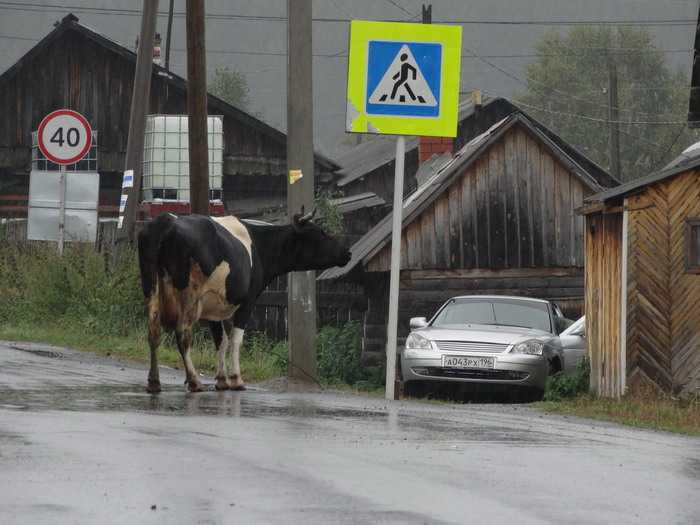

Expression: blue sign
xmin=365 ymin=41 xmax=442 ymax=118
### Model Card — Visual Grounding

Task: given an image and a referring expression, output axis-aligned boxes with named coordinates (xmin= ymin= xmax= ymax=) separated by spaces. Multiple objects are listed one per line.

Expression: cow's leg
xmin=146 ymin=285 xmax=162 ymax=394
xmin=176 ymin=325 xmax=203 ymax=392
xmin=228 ymin=326 xmax=246 ymax=390
xmin=210 ymin=321 xmax=230 ymax=390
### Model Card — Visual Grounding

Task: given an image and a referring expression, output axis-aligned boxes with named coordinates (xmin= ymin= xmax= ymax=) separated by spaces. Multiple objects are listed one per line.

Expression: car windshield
xmin=431 ymin=298 xmax=552 ymax=332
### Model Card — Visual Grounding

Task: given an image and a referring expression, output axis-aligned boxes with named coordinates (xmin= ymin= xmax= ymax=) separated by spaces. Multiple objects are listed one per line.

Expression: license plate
xmin=442 ymin=355 xmax=495 ymax=369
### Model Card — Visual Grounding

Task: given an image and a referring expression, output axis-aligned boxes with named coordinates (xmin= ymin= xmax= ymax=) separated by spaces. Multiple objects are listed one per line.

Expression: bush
xmin=0 ymin=242 xmax=144 ymax=335
xmin=544 ymin=357 xmax=591 ymax=401
xmin=315 ymin=321 xmax=384 ymax=388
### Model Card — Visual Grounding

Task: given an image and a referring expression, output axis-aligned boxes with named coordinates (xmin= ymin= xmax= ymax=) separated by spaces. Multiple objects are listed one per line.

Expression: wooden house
xmin=0 ymin=14 xmax=337 ymax=218
xmin=581 ymin=152 xmax=700 ymax=398
xmin=320 ymin=112 xmax=617 ymax=363
xmin=333 ymin=96 xmax=523 ymax=238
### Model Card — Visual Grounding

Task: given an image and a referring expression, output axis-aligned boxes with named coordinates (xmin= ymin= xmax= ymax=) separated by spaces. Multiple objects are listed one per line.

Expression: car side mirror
xmin=410 ymin=317 xmax=428 ymax=329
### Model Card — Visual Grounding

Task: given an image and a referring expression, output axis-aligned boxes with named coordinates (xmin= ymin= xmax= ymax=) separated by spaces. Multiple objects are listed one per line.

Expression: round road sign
xmin=37 ymin=109 xmax=92 ymax=165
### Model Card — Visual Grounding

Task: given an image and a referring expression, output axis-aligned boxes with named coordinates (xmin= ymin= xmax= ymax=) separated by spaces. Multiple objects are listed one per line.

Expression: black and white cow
xmin=137 ymin=210 xmax=351 ymax=393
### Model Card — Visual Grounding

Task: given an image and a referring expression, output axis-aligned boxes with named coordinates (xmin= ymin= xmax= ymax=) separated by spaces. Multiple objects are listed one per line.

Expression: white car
xmin=400 ymin=295 xmax=580 ymax=399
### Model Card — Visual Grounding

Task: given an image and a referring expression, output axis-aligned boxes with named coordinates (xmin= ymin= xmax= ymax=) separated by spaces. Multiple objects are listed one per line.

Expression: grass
xmin=0 ymin=242 xmax=377 ymax=389
xmin=537 ymin=391 xmax=700 ymax=436
xmin=0 ymin=322 xmax=287 ymax=384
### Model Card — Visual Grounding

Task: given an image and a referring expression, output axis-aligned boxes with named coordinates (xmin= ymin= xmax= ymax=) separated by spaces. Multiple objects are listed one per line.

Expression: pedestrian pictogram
xmin=346 ymin=20 xmax=462 ymax=137
xmin=367 ymin=43 xmax=439 ymax=115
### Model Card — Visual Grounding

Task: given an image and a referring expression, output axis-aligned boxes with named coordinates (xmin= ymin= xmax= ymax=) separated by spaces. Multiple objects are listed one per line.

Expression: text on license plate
xmin=442 ymin=355 xmax=495 ymax=369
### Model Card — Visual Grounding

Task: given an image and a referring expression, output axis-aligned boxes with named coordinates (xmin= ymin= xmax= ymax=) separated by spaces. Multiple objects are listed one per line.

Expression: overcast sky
xmin=0 ymin=0 xmax=698 ymax=158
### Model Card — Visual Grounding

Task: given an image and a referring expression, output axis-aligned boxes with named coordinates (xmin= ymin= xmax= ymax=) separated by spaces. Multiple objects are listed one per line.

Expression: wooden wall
xmin=367 ymin=125 xmax=588 ymax=273
xmin=585 ymin=211 xmax=624 ymax=398
xmin=626 ymin=170 xmax=700 ymax=396
xmin=586 ymin=169 xmax=700 ymax=398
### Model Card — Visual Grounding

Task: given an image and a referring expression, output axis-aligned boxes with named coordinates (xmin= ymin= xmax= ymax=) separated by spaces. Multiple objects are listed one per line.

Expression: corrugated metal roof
xmin=319 ymin=112 xmax=615 ymax=281
xmin=330 ymin=192 xmax=386 ymax=214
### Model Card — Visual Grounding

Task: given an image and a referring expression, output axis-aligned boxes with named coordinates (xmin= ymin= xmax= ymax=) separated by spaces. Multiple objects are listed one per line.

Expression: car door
xmin=559 ymin=317 xmax=586 ymax=373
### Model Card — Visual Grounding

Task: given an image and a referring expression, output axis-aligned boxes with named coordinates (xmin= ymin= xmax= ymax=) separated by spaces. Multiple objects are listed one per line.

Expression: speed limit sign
xmin=37 ymin=109 xmax=92 ymax=165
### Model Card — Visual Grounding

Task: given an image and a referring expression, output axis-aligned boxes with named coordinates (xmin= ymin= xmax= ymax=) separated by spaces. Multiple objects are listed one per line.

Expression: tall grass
xmin=0 ymin=242 xmax=375 ymax=388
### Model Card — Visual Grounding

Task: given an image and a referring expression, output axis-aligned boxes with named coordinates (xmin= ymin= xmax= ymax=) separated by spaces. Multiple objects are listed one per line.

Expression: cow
xmin=137 ymin=209 xmax=351 ymax=393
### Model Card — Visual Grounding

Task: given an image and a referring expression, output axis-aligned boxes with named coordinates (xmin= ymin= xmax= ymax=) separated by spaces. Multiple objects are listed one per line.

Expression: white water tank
xmin=142 ymin=115 xmax=223 ymax=202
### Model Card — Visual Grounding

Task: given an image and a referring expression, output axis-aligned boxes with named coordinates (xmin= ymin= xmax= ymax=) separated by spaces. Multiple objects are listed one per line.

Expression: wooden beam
xmin=186 ymin=0 xmax=209 ymax=215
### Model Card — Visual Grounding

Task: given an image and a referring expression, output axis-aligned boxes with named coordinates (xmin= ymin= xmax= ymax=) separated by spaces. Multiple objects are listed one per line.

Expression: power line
xmin=0 ymin=2 xmax=697 ymax=26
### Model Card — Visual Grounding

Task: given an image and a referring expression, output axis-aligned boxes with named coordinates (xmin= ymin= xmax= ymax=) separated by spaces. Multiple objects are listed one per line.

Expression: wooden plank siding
xmin=585 ymin=212 xmax=623 ymax=398
xmin=587 ymin=169 xmax=700 ymax=398
xmin=367 ymin=124 xmax=590 ymax=273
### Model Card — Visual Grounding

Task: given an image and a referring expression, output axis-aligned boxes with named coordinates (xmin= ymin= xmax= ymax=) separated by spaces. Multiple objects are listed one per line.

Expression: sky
xmin=0 ymin=0 xmax=698 ymax=159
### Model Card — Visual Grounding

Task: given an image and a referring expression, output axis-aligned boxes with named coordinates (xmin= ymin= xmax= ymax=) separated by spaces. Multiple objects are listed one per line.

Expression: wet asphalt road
xmin=0 ymin=341 xmax=698 ymax=525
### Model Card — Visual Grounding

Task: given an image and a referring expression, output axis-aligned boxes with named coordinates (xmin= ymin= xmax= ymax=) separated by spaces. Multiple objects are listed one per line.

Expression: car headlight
xmin=405 ymin=332 xmax=432 ymax=350
xmin=511 ymin=340 xmax=544 ymax=355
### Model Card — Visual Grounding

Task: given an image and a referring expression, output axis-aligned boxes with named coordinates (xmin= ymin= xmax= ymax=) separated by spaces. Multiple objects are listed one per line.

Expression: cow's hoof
xmin=187 ymin=382 xmax=205 ymax=393
xmin=147 ymin=380 xmax=162 ymax=394
xmin=215 ymin=377 xmax=231 ymax=391
xmin=230 ymin=383 xmax=246 ymax=391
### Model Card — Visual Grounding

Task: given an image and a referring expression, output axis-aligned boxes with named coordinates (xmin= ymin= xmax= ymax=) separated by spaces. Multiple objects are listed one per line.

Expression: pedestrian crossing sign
xmin=346 ymin=20 xmax=462 ymax=137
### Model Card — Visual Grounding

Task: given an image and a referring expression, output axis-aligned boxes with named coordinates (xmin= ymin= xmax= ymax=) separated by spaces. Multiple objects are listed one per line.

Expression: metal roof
xmin=330 ymin=192 xmax=386 ymax=214
xmin=0 ymin=14 xmax=338 ymax=171
xmin=320 ymin=111 xmax=611 ymax=281
xmin=584 ymin=152 xmax=700 ymax=207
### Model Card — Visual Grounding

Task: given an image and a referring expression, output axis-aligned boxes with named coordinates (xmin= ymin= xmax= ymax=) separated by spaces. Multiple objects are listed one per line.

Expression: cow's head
xmin=289 ymin=208 xmax=351 ymax=270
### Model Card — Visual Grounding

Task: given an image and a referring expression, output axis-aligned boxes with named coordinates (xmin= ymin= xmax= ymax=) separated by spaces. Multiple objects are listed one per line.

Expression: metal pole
xmin=385 ymin=135 xmax=405 ymax=400
xmin=186 ymin=0 xmax=210 ymax=215
xmin=286 ymin=0 xmax=317 ymax=386
xmin=608 ymin=60 xmax=621 ymax=181
xmin=117 ymin=0 xmax=158 ymax=242
xmin=57 ymin=164 xmax=66 ymax=256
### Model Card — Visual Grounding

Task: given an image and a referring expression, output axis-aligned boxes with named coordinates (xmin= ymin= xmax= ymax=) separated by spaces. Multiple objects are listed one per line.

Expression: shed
xmin=0 ymin=14 xmax=337 ymax=218
xmin=320 ymin=112 xmax=616 ymax=363
xmin=581 ymin=150 xmax=700 ymax=398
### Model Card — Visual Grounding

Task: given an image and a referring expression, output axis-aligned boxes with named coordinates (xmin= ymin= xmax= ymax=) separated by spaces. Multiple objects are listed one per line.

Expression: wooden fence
xmin=1 ymin=219 xmax=367 ymax=339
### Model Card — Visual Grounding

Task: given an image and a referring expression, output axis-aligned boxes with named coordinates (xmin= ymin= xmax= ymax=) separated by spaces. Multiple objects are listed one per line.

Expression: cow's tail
xmin=137 ymin=213 xmax=177 ymax=299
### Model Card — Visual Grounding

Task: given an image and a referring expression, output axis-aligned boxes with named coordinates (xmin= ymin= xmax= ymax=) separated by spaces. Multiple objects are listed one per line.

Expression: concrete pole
xmin=164 ymin=0 xmax=175 ymax=71
xmin=384 ymin=136 xmax=406 ymax=400
xmin=287 ymin=0 xmax=317 ymax=385
xmin=186 ymin=0 xmax=210 ymax=215
xmin=117 ymin=0 xmax=158 ymax=242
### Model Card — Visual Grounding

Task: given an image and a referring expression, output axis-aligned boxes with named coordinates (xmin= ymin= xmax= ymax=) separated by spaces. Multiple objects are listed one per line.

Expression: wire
xmin=462 ymin=47 xmax=687 ymax=120
xmin=0 ymin=2 xmax=698 ymax=26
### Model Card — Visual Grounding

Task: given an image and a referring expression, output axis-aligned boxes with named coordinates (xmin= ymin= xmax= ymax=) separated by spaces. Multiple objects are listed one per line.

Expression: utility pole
xmin=117 ymin=0 xmax=158 ymax=242
xmin=422 ymin=3 xmax=432 ymax=23
xmin=608 ymin=48 xmax=621 ymax=181
xmin=186 ymin=0 xmax=210 ymax=215
xmin=286 ymin=0 xmax=317 ymax=386
xmin=164 ymin=0 xmax=175 ymax=71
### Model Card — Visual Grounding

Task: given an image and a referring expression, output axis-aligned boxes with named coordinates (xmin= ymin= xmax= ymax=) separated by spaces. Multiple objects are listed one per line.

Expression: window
xmin=686 ymin=219 xmax=700 ymax=273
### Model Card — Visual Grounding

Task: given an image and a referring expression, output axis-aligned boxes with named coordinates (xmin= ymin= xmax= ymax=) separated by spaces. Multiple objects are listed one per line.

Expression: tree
xmin=209 ymin=66 xmax=250 ymax=110
xmin=520 ymin=26 xmax=698 ymax=180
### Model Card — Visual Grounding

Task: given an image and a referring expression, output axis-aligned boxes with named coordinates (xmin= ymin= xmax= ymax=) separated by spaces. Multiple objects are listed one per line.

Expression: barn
xmin=0 ymin=14 xmax=337 ymax=219
xmin=581 ymin=150 xmax=700 ymax=398
xmin=320 ymin=111 xmax=617 ymax=363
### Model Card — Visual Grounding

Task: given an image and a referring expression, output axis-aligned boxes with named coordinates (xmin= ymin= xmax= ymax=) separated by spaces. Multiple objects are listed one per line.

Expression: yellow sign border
xmin=346 ymin=20 xmax=462 ymax=138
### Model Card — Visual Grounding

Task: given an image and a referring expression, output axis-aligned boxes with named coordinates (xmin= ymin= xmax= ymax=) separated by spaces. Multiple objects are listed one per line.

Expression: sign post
xmin=345 ymin=20 xmax=461 ymax=400
xmin=37 ymin=109 xmax=93 ymax=255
